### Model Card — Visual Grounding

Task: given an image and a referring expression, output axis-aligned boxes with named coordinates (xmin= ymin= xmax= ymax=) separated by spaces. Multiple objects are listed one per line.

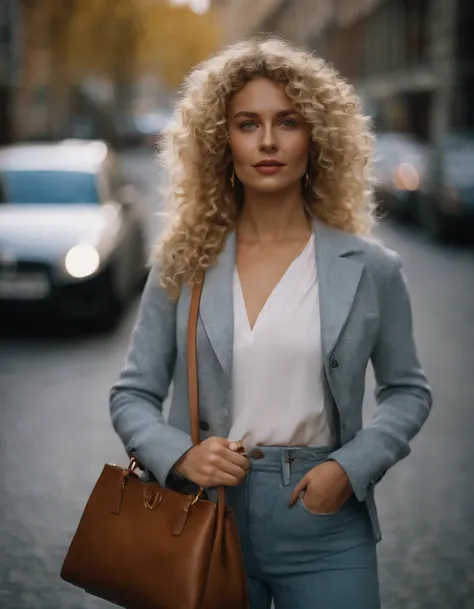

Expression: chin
xmin=247 ymin=178 xmax=295 ymax=194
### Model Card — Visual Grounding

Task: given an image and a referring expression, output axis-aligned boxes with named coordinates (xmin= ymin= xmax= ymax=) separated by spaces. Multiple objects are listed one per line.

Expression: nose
xmin=259 ymin=123 xmax=277 ymax=152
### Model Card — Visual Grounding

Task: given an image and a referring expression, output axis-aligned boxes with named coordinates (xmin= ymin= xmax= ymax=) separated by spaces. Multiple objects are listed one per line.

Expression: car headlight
xmin=65 ymin=244 xmax=100 ymax=279
xmin=392 ymin=163 xmax=420 ymax=191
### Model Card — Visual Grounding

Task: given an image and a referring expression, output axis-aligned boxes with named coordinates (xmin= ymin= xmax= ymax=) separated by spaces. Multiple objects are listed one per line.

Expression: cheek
xmin=229 ymin=135 xmax=254 ymax=164
xmin=288 ymin=134 xmax=311 ymax=164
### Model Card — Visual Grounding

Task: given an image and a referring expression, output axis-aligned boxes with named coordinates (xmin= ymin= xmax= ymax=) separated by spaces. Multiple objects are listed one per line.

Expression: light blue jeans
xmin=225 ymin=446 xmax=380 ymax=609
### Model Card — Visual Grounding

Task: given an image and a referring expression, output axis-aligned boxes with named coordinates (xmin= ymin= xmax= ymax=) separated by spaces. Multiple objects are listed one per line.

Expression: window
xmin=2 ymin=170 xmax=100 ymax=205
xmin=403 ymin=0 xmax=429 ymax=66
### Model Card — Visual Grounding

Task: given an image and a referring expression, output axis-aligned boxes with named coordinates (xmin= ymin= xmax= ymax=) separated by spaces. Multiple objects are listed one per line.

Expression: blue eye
xmin=281 ymin=118 xmax=297 ymax=128
xmin=240 ymin=121 xmax=257 ymax=130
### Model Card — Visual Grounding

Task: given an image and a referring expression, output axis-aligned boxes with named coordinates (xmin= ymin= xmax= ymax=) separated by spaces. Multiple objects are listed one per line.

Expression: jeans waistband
xmin=246 ymin=445 xmax=335 ymax=483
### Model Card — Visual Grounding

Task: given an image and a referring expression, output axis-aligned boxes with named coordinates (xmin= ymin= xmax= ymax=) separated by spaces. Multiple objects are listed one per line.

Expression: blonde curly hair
xmin=156 ymin=36 xmax=376 ymax=298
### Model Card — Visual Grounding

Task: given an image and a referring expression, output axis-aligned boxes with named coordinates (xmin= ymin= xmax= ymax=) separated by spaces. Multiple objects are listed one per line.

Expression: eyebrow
xmin=232 ymin=109 xmax=297 ymax=120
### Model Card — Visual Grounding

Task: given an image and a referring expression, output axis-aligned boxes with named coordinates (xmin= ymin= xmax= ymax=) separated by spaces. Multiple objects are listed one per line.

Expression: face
xmin=227 ymin=78 xmax=311 ymax=195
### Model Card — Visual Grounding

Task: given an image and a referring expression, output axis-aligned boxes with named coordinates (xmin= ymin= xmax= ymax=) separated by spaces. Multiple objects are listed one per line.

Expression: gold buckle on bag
xmin=120 ymin=457 xmax=140 ymax=489
xmin=190 ymin=487 xmax=204 ymax=506
xmin=127 ymin=456 xmax=139 ymax=472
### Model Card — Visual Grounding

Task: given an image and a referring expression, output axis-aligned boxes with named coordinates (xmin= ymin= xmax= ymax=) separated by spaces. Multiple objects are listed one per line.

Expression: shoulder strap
xmin=187 ymin=280 xmax=226 ymax=507
xmin=187 ymin=282 xmax=203 ymax=446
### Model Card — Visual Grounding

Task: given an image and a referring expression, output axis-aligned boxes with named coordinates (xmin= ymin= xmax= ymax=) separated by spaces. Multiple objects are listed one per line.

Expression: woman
xmin=110 ymin=38 xmax=432 ymax=609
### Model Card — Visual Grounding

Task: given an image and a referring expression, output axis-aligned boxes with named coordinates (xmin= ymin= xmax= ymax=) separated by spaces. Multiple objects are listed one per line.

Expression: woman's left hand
xmin=288 ymin=460 xmax=354 ymax=514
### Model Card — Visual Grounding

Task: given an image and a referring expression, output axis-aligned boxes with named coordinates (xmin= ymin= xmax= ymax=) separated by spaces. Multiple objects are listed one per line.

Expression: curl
xmin=155 ymin=36 xmax=377 ymax=299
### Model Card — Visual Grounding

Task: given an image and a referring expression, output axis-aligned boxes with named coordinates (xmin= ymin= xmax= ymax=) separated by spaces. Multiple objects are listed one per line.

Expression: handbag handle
xmin=187 ymin=281 xmax=226 ymax=507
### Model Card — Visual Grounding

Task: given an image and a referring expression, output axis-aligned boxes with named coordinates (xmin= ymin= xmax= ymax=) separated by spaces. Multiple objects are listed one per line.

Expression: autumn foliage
xmin=25 ymin=0 xmax=222 ymax=89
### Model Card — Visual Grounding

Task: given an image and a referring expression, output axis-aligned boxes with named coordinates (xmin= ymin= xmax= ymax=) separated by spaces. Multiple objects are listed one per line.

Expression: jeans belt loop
xmin=281 ymin=450 xmax=291 ymax=486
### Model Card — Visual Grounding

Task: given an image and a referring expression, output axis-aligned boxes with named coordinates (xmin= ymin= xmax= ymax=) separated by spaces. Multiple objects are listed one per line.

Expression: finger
xmin=210 ymin=472 xmax=242 ymax=487
xmin=213 ymin=442 xmax=248 ymax=466
xmin=214 ymin=457 xmax=248 ymax=481
xmin=210 ymin=437 xmax=233 ymax=448
xmin=209 ymin=440 xmax=242 ymax=462
xmin=214 ymin=440 xmax=244 ymax=456
xmin=288 ymin=477 xmax=308 ymax=507
xmin=223 ymin=449 xmax=250 ymax=469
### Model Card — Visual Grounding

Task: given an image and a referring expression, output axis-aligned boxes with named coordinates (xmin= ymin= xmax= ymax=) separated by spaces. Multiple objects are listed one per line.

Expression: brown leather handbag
xmin=60 ymin=282 xmax=249 ymax=609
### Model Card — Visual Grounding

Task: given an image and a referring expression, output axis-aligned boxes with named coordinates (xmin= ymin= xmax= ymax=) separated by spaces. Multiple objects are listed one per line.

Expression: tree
xmin=18 ymin=0 xmax=222 ymax=138
xmin=137 ymin=3 xmax=222 ymax=89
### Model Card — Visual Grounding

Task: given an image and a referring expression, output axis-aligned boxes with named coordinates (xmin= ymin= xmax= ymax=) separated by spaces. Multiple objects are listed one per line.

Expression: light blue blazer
xmin=110 ymin=218 xmax=432 ymax=542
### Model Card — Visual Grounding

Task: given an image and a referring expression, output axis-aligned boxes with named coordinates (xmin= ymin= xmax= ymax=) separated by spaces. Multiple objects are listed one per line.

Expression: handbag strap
xmin=187 ymin=281 xmax=203 ymax=446
xmin=187 ymin=281 xmax=226 ymax=508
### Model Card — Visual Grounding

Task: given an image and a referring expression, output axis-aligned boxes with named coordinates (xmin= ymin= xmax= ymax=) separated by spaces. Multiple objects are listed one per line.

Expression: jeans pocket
xmin=297 ymin=495 xmax=342 ymax=517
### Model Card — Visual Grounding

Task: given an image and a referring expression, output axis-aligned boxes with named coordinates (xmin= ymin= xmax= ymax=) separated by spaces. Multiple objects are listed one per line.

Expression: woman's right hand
xmin=173 ymin=437 xmax=250 ymax=487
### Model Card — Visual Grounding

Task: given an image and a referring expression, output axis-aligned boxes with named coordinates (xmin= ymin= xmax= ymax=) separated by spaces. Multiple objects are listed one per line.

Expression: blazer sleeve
xmin=109 ymin=265 xmax=193 ymax=486
xmin=328 ymin=253 xmax=433 ymax=502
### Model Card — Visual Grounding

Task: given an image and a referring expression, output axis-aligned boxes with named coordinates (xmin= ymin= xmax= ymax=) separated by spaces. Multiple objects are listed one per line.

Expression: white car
xmin=0 ymin=140 xmax=147 ymax=326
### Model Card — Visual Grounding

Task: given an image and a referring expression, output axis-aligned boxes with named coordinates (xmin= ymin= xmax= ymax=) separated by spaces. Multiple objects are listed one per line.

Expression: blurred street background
xmin=0 ymin=1 xmax=473 ymax=608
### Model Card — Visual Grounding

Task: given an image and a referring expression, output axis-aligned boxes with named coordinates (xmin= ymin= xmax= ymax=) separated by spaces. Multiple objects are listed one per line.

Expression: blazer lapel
xmin=313 ymin=218 xmax=365 ymax=360
xmin=199 ymin=220 xmax=365 ymax=372
xmin=199 ymin=231 xmax=235 ymax=376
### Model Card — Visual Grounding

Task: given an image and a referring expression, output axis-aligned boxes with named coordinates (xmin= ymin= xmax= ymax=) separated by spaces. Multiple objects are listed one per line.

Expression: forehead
xmin=228 ymin=78 xmax=293 ymax=114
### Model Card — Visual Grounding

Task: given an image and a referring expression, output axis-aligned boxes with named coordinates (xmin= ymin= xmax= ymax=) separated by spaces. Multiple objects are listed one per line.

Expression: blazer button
xmin=330 ymin=358 xmax=339 ymax=369
xmin=199 ymin=420 xmax=210 ymax=431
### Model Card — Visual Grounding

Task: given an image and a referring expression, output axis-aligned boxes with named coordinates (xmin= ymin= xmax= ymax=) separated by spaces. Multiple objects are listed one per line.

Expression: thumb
xmin=228 ymin=440 xmax=244 ymax=452
xmin=288 ymin=476 xmax=308 ymax=507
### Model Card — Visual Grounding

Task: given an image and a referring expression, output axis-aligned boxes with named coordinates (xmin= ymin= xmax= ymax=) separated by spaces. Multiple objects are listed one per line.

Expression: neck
xmin=237 ymin=185 xmax=311 ymax=244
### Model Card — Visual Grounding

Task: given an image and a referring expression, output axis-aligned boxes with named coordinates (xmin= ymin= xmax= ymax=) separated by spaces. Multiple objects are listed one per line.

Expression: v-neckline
xmin=235 ymin=235 xmax=312 ymax=334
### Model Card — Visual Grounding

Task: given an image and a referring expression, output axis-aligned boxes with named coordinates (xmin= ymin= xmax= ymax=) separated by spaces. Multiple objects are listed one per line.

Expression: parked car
xmin=0 ymin=139 xmax=147 ymax=327
xmin=374 ymin=132 xmax=428 ymax=221
xmin=416 ymin=132 xmax=474 ymax=241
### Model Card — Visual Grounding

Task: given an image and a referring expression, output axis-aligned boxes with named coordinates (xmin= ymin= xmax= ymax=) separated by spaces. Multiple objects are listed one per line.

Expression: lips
xmin=253 ymin=160 xmax=285 ymax=167
xmin=252 ymin=160 xmax=286 ymax=175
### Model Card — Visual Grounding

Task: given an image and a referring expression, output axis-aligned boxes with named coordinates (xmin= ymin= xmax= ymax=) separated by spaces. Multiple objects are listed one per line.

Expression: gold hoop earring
xmin=304 ymin=172 xmax=310 ymax=187
xmin=230 ymin=169 xmax=235 ymax=188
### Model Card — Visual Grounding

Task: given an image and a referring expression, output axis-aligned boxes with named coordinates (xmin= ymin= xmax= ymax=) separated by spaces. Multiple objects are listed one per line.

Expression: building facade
xmin=212 ymin=0 xmax=286 ymax=43
xmin=0 ymin=0 xmax=22 ymax=144
xmin=213 ymin=0 xmax=471 ymax=144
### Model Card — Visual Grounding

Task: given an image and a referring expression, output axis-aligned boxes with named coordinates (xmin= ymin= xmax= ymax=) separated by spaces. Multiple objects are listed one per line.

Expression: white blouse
xmin=228 ymin=234 xmax=334 ymax=452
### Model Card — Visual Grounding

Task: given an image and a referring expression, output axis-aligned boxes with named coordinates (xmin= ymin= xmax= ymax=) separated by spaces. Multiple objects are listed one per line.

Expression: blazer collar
xmin=199 ymin=218 xmax=365 ymax=374
xmin=312 ymin=216 xmax=365 ymax=258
